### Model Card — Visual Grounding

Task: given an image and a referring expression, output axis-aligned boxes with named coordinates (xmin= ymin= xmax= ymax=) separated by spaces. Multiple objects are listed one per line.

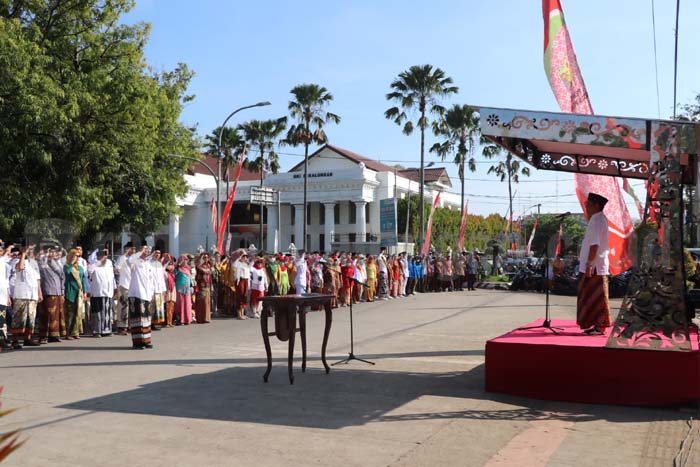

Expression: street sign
xmin=250 ymin=187 xmax=278 ymax=205
xmin=380 ymin=198 xmax=397 ymax=247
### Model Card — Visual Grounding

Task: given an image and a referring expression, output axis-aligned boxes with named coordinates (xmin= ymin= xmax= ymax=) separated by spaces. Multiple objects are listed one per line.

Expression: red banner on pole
xmin=527 ymin=218 xmax=538 ymax=256
xmin=555 ymin=223 xmax=563 ymax=257
xmin=421 ymin=193 xmax=441 ymax=256
xmin=216 ymin=146 xmax=246 ymax=254
xmin=543 ymin=0 xmax=633 ymax=274
xmin=457 ymin=200 xmax=468 ymax=253
xmin=210 ymin=198 xmax=218 ymax=235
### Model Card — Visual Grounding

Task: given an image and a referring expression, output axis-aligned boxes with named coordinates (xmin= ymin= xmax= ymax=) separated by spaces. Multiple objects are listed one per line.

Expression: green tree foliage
xmin=385 ymin=64 xmax=458 ymax=246
xmin=238 ymin=118 xmax=287 ymax=185
xmin=521 ymin=214 xmax=586 ymax=257
xmin=397 ymin=194 xmax=506 ymax=253
xmin=0 ymin=0 xmax=198 ymax=241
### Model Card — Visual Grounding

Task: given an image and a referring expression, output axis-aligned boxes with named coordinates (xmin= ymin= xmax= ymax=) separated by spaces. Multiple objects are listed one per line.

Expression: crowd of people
xmin=0 ymin=240 xmax=486 ymax=352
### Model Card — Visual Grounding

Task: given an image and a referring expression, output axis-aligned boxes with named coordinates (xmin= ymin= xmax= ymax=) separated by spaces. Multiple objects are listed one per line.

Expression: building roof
xmin=398 ymin=167 xmax=452 ymax=187
xmin=288 ymin=144 xmax=397 ymax=173
xmin=188 ymin=154 xmax=263 ymax=182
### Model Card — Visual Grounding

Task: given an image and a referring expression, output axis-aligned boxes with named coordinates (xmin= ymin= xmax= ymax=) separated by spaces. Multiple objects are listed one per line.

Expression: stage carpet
xmin=485 ymin=319 xmax=700 ymax=406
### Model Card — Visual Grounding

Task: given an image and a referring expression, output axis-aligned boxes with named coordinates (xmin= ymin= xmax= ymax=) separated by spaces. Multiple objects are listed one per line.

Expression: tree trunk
xmin=260 ymin=144 xmax=264 ymax=251
xmin=507 ymin=157 xmax=513 ymax=249
xmin=419 ymin=111 xmax=425 ymax=250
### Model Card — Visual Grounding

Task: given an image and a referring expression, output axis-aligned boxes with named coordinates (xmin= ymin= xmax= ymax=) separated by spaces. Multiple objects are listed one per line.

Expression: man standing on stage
xmin=577 ymin=192 xmax=611 ymax=336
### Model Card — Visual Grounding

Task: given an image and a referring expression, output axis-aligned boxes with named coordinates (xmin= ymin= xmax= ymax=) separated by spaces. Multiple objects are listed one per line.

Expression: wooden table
xmin=260 ymin=293 xmax=334 ymax=384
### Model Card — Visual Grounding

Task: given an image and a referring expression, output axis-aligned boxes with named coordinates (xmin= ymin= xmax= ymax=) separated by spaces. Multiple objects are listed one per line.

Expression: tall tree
xmin=429 ymin=104 xmax=480 ymax=220
xmin=204 ymin=125 xmax=245 ymax=218
xmin=385 ymin=64 xmax=458 ymax=249
xmin=0 ymin=0 xmax=198 ymax=242
xmin=284 ymin=84 xmax=340 ymax=250
xmin=484 ymin=146 xmax=531 ymax=243
xmin=237 ymin=118 xmax=288 ymax=186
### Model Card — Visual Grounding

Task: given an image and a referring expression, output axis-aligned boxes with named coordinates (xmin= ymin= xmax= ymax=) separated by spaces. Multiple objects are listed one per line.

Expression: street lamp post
xmin=216 ymin=101 xmax=271 ymax=248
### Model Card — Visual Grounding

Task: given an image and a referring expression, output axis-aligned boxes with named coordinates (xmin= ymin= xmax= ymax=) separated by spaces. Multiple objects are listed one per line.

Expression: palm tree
xmin=385 ymin=64 xmax=458 ymax=248
xmin=238 ymin=118 xmax=288 ymax=186
xmin=429 ymin=104 xmax=479 ymax=221
xmin=484 ymin=146 xmax=530 ymax=243
xmin=204 ymin=125 xmax=245 ymax=214
xmin=238 ymin=117 xmax=288 ymax=250
xmin=284 ymin=84 xmax=341 ymax=250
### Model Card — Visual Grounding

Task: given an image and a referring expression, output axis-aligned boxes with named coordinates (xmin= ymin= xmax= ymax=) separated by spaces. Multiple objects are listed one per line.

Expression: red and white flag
xmin=217 ymin=145 xmax=247 ymax=254
xmin=555 ymin=223 xmax=563 ymax=257
xmin=543 ymin=0 xmax=633 ymax=274
xmin=421 ymin=193 xmax=441 ymax=256
xmin=457 ymin=200 xmax=468 ymax=253
xmin=210 ymin=198 xmax=218 ymax=234
xmin=527 ymin=218 xmax=538 ymax=257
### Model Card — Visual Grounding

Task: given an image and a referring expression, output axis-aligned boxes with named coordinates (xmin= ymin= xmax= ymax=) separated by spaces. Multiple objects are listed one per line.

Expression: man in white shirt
xmin=11 ymin=246 xmax=43 ymax=348
xmin=89 ymin=250 xmax=115 ymax=337
xmin=577 ymin=192 xmax=612 ymax=335
xmin=294 ymin=251 xmax=308 ymax=295
xmin=149 ymin=250 xmax=167 ymax=329
xmin=128 ymin=246 xmax=156 ymax=349
xmin=400 ymin=252 xmax=409 ymax=296
xmin=0 ymin=243 xmax=13 ymax=351
xmin=377 ymin=247 xmax=389 ymax=300
xmin=115 ymin=244 xmax=134 ymax=335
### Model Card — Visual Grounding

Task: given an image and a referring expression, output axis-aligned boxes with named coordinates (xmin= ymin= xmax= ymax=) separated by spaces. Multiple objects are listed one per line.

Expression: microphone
xmin=555 ymin=212 xmax=571 ymax=218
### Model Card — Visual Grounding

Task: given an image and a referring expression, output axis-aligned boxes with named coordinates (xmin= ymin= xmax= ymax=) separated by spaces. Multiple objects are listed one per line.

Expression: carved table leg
xmin=300 ymin=308 xmax=307 ymax=372
xmin=261 ymin=305 xmax=272 ymax=383
xmin=322 ymin=301 xmax=332 ymax=374
xmin=288 ymin=306 xmax=296 ymax=385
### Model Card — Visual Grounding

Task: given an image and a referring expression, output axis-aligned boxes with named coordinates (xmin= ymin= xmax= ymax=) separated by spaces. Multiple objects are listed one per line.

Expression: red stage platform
xmin=485 ymin=319 xmax=700 ymax=406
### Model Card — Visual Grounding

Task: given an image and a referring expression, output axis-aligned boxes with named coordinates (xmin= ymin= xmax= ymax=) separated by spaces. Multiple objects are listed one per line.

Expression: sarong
xmin=90 ymin=296 xmax=113 ymax=336
xmin=0 ymin=305 xmax=7 ymax=341
xmin=236 ymin=280 xmax=249 ymax=313
xmin=65 ymin=299 xmax=81 ymax=337
xmin=174 ymin=292 xmax=192 ymax=324
xmin=39 ymin=295 xmax=62 ymax=338
xmin=150 ymin=292 xmax=165 ymax=325
xmin=194 ymin=289 xmax=211 ymax=323
xmin=128 ymin=297 xmax=152 ymax=347
xmin=377 ymin=272 xmax=389 ymax=298
xmin=116 ymin=286 xmax=129 ymax=328
xmin=577 ymin=274 xmax=611 ymax=330
xmin=11 ymin=299 xmax=38 ymax=337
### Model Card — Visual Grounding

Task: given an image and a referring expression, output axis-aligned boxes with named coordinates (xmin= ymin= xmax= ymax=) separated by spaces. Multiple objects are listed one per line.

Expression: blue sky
xmin=123 ymin=0 xmax=699 ymax=218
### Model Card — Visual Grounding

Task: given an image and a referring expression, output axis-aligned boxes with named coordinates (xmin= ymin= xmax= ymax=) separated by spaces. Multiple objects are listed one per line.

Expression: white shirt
xmin=150 ymin=260 xmax=167 ymax=294
xmin=0 ymin=256 xmax=10 ymax=306
xmin=128 ymin=255 xmax=156 ymax=301
xmin=234 ymin=260 xmax=250 ymax=282
xmin=579 ymin=211 xmax=610 ymax=275
xmin=378 ymin=254 xmax=388 ymax=274
xmin=250 ymin=266 xmax=267 ymax=292
xmin=13 ymin=260 xmax=40 ymax=300
xmin=294 ymin=257 xmax=308 ymax=286
xmin=89 ymin=259 xmax=116 ymax=298
xmin=116 ymin=254 xmax=132 ymax=289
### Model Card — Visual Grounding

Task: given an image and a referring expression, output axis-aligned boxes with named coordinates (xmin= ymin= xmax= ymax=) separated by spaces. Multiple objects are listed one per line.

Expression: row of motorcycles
xmin=508 ymin=262 xmax=632 ymax=298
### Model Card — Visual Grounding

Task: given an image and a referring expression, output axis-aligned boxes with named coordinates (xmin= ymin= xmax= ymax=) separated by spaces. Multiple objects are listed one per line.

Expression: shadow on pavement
xmin=57 ymin=363 xmax=686 ymax=430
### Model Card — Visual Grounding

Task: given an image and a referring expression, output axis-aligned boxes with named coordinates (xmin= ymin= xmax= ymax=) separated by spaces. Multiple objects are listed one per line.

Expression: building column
xmin=356 ymin=201 xmax=367 ymax=242
xmin=324 ymin=202 xmax=335 ymax=252
xmin=293 ymin=204 xmax=304 ymax=250
xmin=267 ymin=205 xmax=279 ymax=253
xmin=168 ymin=214 xmax=180 ymax=258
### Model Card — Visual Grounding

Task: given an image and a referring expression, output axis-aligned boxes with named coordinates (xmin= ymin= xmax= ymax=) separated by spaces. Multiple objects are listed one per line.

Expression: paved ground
xmin=1 ymin=289 xmax=698 ymax=467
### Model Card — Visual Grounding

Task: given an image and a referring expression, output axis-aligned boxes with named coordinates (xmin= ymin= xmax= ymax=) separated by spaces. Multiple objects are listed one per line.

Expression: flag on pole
xmin=622 ymin=178 xmax=644 ymax=219
xmin=555 ymin=223 xmax=563 ymax=257
xmin=217 ymin=145 xmax=247 ymax=253
xmin=210 ymin=198 xmax=218 ymax=234
xmin=421 ymin=193 xmax=441 ymax=256
xmin=527 ymin=218 xmax=538 ymax=256
xmin=457 ymin=200 xmax=469 ymax=253
xmin=543 ymin=0 xmax=633 ymax=274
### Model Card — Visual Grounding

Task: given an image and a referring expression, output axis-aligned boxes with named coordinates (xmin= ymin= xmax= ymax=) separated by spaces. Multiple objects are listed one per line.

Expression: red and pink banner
xmin=457 ymin=200 xmax=468 ymax=253
xmin=421 ymin=193 xmax=441 ymax=256
xmin=526 ymin=218 xmax=538 ymax=256
xmin=543 ymin=0 xmax=633 ymax=274
xmin=555 ymin=223 xmax=563 ymax=257
xmin=210 ymin=198 xmax=218 ymax=235
xmin=216 ymin=146 xmax=247 ymax=254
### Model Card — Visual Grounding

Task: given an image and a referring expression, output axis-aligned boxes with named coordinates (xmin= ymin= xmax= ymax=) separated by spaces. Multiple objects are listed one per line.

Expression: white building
xmin=147 ymin=144 xmax=461 ymax=256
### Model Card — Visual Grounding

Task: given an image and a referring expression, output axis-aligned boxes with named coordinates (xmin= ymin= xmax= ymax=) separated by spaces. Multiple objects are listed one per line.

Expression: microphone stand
xmin=328 ymin=269 xmax=375 ymax=366
xmin=517 ymin=251 xmax=564 ymax=334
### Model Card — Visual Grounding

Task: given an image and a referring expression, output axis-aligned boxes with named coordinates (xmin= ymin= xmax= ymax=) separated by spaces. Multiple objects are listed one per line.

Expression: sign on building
xmin=380 ymin=198 xmax=397 ymax=247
